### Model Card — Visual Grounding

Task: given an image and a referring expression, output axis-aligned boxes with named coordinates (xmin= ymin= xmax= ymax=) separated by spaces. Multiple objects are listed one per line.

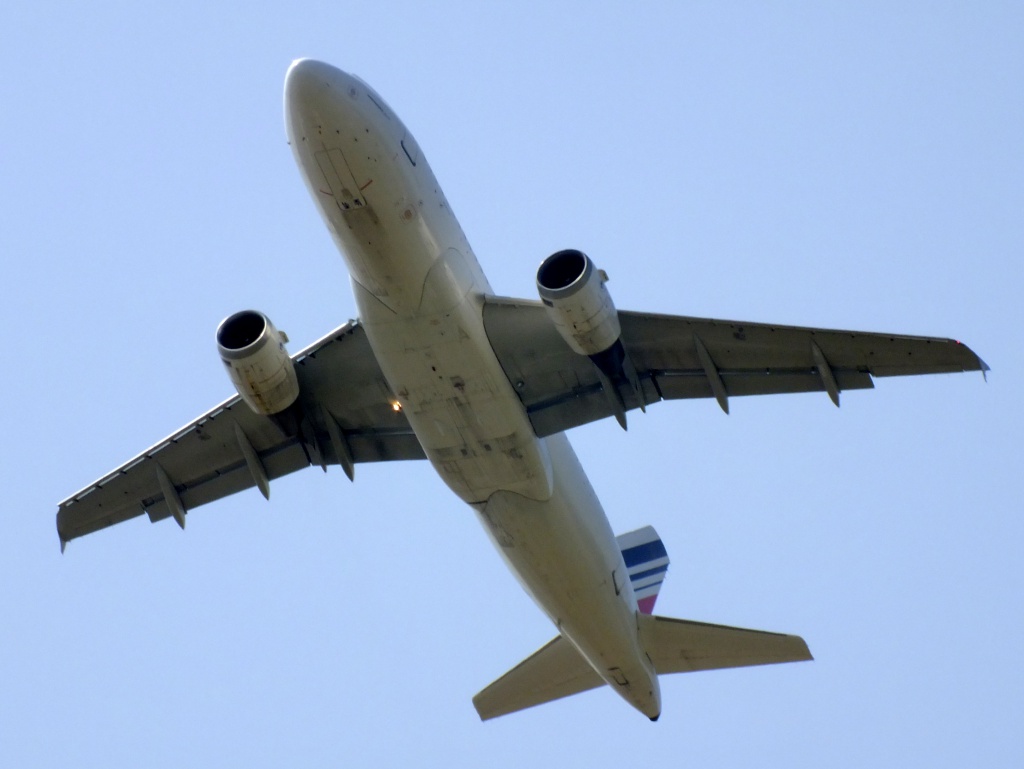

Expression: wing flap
xmin=655 ymin=368 xmax=874 ymax=400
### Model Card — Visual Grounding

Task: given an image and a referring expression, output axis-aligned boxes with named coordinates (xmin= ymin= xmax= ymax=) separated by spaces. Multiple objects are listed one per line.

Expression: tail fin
xmin=616 ymin=525 xmax=669 ymax=614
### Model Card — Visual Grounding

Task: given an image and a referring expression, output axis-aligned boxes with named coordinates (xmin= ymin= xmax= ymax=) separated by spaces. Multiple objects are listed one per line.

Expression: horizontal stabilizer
xmin=639 ymin=613 xmax=812 ymax=674
xmin=473 ymin=635 xmax=602 ymax=721
xmin=474 ymin=615 xmax=810 ymax=720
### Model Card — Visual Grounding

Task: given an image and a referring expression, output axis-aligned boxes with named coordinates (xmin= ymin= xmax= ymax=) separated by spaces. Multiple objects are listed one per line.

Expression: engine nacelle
xmin=216 ymin=310 xmax=300 ymax=416
xmin=536 ymin=249 xmax=621 ymax=356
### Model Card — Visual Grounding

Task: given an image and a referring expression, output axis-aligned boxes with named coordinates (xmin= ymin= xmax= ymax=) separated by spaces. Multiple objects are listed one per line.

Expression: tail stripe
xmin=621 ymin=540 xmax=668 ymax=568
xmin=616 ymin=525 xmax=671 ymax=615
xmin=629 ymin=564 xmax=669 ymax=583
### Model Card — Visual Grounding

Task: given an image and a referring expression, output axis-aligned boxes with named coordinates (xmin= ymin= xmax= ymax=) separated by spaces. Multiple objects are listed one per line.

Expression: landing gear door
xmin=314 ymin=149 xmax=366 ymax=211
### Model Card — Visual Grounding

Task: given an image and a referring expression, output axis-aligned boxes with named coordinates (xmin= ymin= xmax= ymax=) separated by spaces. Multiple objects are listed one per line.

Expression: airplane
xmin=56 ymin=58 xmax=988 ymax=722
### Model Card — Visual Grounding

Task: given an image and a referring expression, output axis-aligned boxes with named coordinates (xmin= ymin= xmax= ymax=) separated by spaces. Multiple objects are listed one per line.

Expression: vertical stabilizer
xmin=616 ymin=525 xmax=669 ymax=614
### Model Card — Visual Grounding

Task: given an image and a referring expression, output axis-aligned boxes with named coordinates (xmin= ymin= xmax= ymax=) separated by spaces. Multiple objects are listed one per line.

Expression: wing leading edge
xmin=57 ymin=320 xmax=424 ymax=548
xmin=482 ymin=296 xmax=987 ymax=437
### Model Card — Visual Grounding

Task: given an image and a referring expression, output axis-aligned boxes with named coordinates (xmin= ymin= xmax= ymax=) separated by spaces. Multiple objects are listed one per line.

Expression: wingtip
xmin=955 ymin=340 xmax=989 ymax=380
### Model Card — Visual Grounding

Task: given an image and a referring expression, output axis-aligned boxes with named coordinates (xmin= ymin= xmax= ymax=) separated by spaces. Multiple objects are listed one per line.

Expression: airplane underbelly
xmin=353 ymin=258 xmax=554 ymax=504
xmin=476 ymin=433 xmax=661 ymax=714
xmin=295 ymin=113 xmax=552 ymax=502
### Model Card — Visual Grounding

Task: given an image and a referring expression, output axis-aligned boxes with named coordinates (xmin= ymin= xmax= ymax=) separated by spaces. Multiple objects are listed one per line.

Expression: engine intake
xmin=537 ymin=249 xmax=621 ymax=356
xmin=217 ymin=310 xmax=300 ymax=416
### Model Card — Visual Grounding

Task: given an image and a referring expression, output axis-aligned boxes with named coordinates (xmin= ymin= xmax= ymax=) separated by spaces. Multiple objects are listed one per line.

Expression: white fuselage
xmin=284 ymin=59 xmax=660 ymax=718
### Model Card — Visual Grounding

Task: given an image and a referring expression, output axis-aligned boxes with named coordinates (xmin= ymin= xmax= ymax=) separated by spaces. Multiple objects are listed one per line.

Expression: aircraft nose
xmin=284 ymin=59 xmax=377 ymax=140
xmin=284 ymin=58 xmax=351 ymax=105
xmin=284 ymin=58 xmax=358 ymax=146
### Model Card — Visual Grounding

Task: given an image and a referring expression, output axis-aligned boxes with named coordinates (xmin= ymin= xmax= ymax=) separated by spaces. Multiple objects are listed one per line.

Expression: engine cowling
xmin=536 ymin=249 xmax=620 ymax=356
xmin=216 ymin=310 xmax=300 ymax=416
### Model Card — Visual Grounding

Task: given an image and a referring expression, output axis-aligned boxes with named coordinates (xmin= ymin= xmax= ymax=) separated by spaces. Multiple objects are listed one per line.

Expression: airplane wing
xmin=482 ymin=296 xmax=988 ymax=436
xmin=56 ymin=320 xmax=424 ymax=548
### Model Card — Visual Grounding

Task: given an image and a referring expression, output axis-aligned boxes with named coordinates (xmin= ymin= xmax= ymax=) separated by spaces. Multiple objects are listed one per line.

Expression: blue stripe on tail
xmin=615 ymin=525 xmax=670 ymax=614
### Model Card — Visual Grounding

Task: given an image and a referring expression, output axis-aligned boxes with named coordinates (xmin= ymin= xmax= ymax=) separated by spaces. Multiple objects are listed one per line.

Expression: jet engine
xmin=536 ymin=249 xmax=620 ymax=356
xmin=536 ymin=249 xmax=645 ymax=429
xmin=216 ymin=310 xmax=300 ymax=416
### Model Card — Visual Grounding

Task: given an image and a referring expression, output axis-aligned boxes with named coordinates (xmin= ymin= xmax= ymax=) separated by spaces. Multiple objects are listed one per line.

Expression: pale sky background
xmin=2 ymin=3 xmax=1020 ymax=767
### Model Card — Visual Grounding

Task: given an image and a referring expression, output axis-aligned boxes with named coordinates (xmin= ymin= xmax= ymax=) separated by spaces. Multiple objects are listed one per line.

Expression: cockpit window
xmin=401 ymin=137 xmax=419 ymax=167
xmin=365 ymin=91 xmax=390 ymax=119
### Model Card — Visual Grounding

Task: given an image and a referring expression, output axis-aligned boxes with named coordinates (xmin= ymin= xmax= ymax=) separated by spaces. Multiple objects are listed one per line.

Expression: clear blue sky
xmin=2 ymin=3 xmax=1020 ymax=766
